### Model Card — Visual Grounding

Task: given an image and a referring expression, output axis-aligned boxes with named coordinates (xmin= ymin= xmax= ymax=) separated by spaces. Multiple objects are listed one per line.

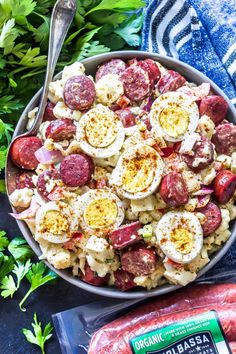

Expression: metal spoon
xmin=6 ymin=0 xmax=76 ymax=194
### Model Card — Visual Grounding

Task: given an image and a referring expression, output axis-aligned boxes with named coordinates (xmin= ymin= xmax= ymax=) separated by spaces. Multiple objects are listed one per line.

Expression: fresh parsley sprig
xmin=22 ymin=313 xmax=53 ymax=354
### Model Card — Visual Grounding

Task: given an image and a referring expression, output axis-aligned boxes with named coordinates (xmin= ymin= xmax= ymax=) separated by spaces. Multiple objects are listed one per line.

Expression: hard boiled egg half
xmin=150 ymin=92 xmax=199 ymax=142
xmin=77 ymin=189 xmax=124 ymax=234
xmin=76 ymin=104 xmax=125 ymax=158
xmin=156 ymin=211 xmax=203 ymax=264
xmin=110 ymin=143 xmax=164 ymax=200
xmin=35 ymin=201 xmax=79 ymax=243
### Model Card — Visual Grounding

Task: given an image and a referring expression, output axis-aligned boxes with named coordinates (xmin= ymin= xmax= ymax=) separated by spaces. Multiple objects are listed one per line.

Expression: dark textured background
xmin=0 ymin=192 xmax=103 ymax=354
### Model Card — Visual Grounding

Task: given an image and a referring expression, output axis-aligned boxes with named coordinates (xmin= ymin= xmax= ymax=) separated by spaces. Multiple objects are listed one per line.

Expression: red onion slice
xmin=193 ymin=187 xmax=214 ymax=196
xmin=196 ymin=194 xmax=211 ymax=208
xmin=35 ymin=147 xmax=63 ymax=164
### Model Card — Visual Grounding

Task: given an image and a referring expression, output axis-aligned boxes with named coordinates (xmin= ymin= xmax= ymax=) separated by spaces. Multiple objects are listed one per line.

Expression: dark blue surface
xmin=0 ymin=193 xmax=103 ymax=354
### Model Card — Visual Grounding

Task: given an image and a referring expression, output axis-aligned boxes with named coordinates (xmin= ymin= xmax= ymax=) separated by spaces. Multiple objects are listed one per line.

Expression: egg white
xmin=76 ymin=104 xmax=125 ymax=158
xmin=156 ymin=211 xmax=203 ymax=264
xmin=35 ymin=201 xmax=79 ymax=244
xmin=150 ymin=92 xmax=199 ymax=142
xmin=76 ymin=189 xmax=124 ymax=233
xmin=109 ymin=143 xmax=164 ymax=200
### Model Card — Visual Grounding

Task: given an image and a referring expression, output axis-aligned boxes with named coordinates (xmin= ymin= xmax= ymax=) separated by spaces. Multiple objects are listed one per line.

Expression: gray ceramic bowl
xmin=6 ymin=50 xmax=236 ymax=299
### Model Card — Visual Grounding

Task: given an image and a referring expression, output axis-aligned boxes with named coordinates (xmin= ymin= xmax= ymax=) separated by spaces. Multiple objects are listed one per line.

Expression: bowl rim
xmin=6 ymin=50 xmax=236 ymax=299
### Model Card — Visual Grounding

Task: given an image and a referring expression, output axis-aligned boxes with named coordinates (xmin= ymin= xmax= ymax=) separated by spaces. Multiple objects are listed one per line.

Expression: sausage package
xmin=52 ymin=251 xmax=236 ymax=354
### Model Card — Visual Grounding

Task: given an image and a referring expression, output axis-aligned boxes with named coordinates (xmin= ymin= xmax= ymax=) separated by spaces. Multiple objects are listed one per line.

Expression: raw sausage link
xmin=95 ymin=59 xmax=127 ymax=82
xmin=121 ymin=244 xmax=157 ymax=276
xmin=159 ymin=171 xmax=189 ymax=207
xmin=199 ymin=95 xmax=228 ymax=125
xmin=116 ymin=109 xmax=137 ymax=128
xmin=81 ymin=263 xmax=108 ymax=286
xmin=197 ymin=202 xmax=222 ymax=236
xmin=36 ymin=169 xmax=61 ymax=201
xmin=182 ymin=136 xmax=214 ymax=172
xmin=212 ymin=122 xmax=236 ymax=155
xmin=156 ymin=70 xmax=186 ymax=94
xmin=60 ymin=153 xmax=94 ymax=187
xmin=43 ymin=101 xmax=56 ymax=121
xmin=213 ymin=169 xmax=236 ymax=204
xmin=15 ymin=171 xmax=35 ymax=189
xmin=11 ymin=136 xmax=43 ymax=170
xmin=45 ymin=118 xmax=76 ymax=141
xmin=114 ymin=269 xmax=136 ymax=291
xmin=120 ymin=66 xmax=151 ymax=101
xmin=109 ymin=221 xmax=142 ymax=250
xmin=88 ymin=284 xmax=236 ymax=354
xmin=63 ymin=75 xmax=95 ymax=111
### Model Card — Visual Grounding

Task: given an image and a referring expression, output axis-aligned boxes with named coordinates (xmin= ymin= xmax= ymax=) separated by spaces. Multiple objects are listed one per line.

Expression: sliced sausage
xmin=137 ymin=59 xmax=161 ymax=89
xmin=120 ymin=66 xmax=150 ymax=101
xmin=121 ymin=244 xmax=157 ymax=276
xmin=81 ymin=263 xmax=108 ymax=286
xmin=156 ymin=70 xmax=186 ymax=94
xmin=109 ymin=221 xmax=142 ymax=250
xmin=88 ymin=283 xmax=236 ymax=354
xmin=11 ymin=136 xmax=43 ymax=170
xmin=182 ymin=136 xmax=214 ymax=172
xmin=15 ymin=171 xmax=35 ymax=189
xmin=63 ymin=75 xmax=95 ymax=111
xmin=160 ymin=172 xmax=189 ymax=207
xmin=116 ymin=108 xmax=137 ymax=128
xmin=45 ymin=118 xmax=76 ymax=141
xmin=212 ymin=122 xmax=236 ymax=155
xmin=95 ymin=59 xmax=127 ymax=82
xmin=36 ymin=169 xmax=61 ymax=201
xmin=213 ymin=169 xmax=236 ymax=204
xmin=114 ymin=269 xmax=136 ymax=291
xmin=60 ymin=153 xmax=94 ymax=187
xmin=43 ymin=101 xmax=56 ymax=121
xmin=197 ymin=202 xmax=222 ymax=236
xmin=199 ymin=95 xmax=228 ymax=125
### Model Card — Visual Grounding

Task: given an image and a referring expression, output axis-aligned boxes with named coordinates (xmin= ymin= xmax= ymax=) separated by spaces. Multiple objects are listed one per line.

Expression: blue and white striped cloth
xmin=141 ymin=0 xmax=236 ymax=105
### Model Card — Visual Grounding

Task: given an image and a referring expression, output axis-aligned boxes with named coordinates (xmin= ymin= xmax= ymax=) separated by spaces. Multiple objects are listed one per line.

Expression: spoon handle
xmin=30 ymin=0 xmax=77 ymax=135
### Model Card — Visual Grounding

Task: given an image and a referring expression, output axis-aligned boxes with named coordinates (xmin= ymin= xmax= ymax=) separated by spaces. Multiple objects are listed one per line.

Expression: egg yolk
xmin=171 ymin=227 xmax=193 ymax=254
xmin=122 ymin=155 xmax=156 ymax=193
xmin=85 ymin=108 xmax=118 ymax=148
xmin=84 ymin=197 xmax=118 ymax=229
xmin=40 ymin=210 xmax=69 ymax=235
xmin=159 ymin=105 xmax=189 ymax=138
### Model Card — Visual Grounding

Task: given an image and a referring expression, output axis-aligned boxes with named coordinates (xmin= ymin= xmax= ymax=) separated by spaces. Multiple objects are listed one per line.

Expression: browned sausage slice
xmin=182 ymin=136 xmax=214 ymax=171
xmin=63 ymin=75 xmax=95 ymax=111
xmin=213 ymin=169 xmax=236 ymax=204
xmin=137 ymin=59 xmax=161 ymax=89
xmin=36 ymin=169 xmax=61 ymax=201
xmin=109 ymin=221 xmax=142 ymax=250
xmin=197 ymin=202 xmax=222 ymax=236
xmin=15 ymin=171 xmax=35 ymax=189
xmin=45 ymin=118 xmax=76 ymax=141
xmin=114 ymin=269 xmax=136 ymax=291
xmin=120 ymin=66 xmax=150 ymax=101
xmin=212 ymin=122 xmax=236 ymax=155
xmin=116 ymin=108 xmax=137 ymax=128
xmin=156 ymin=70 xmax=186 ymax=94
xmin=159 ymin=171 xmax=189 ymax=207
xmin=121 ymin=244 xmax=157 ymax=276
xmin=43 ymin=101 xmax=56 ymax=121
xmin=95 ymin=59 xmax=127 ymax=82
xmin=60 ymin=153 xmax=94 ymax=187
xmin=81 ymin=263 xmax=108 ymax=286
xmin=199 ymin=95 xmax=228 ymax=125
xmin=11 ymin=136 xmax=43 ymax=170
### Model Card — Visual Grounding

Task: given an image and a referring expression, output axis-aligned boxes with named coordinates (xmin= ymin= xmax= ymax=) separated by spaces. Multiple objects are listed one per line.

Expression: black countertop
xmin=0 ymin=193 xmax=104 ymax=354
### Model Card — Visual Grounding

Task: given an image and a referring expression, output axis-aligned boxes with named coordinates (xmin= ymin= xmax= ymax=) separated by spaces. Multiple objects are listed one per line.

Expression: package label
xmin=130 ymin=310 xmax=231 ymax=354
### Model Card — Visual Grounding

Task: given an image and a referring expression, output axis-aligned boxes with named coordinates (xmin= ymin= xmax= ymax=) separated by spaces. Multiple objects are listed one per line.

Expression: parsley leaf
xmin=13 ymin=259 xmax=32 ymax=288
xmin=19 ymin=262 xmax=58 ymax=311
xmin=8 ymin=236 xmax=33 ymax=262
xmin=18 ymin=47 xmax=47 ymax=68
xmin=114 ymin=12 xmax=144 ymax=46
xmin=0 ymin=253 xmax=14 ymax=280
xmin=0 ymin=19 xmax=20 ymax=55
xmin=22 ymin=313 xmax=53 ymax=354
xmin=0 ymin=275 xmax=17 ymax=298
xmin=86 ymin=0 xmax=146 ymax=14
xmin=0 ymin=231 xmax=9 ymax=251
xmin=0 ymin=180 xmax=6 ymax=193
